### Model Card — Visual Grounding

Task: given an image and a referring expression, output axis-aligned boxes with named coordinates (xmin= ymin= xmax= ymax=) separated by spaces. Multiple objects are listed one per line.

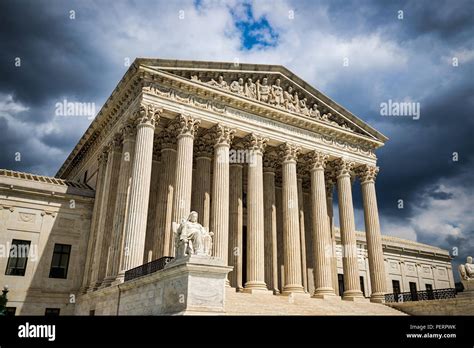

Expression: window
xmin=49 ymin=244 xmax=71 ymax=279
xmin=83 ymin=170 xmax=88 ymax=184
xmin=89 ymin=310 xmax=95 ymax=316
xmin=5 ymin=239 xmax=31 ymax=276
xmin=45 ymin=308 xmax=60 ymax=316
xmin=392 ymin=280 xmax=401 ymax=294
xmin=409 ymin=282 xmax=418 ymax=301
xmin=359 ymin=276 xmax=365 ymax=297
xmin=338 ymin=274 xmax=344 ymax=296
xmin=6 ymin=307 xmax=16 ymax=316
xmin=426 ymin=283 xmax=434 ymax=300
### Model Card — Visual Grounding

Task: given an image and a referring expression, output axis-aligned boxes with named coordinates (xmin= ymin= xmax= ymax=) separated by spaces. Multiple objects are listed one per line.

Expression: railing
xmin=124 ymin=257 xmax=174 ymax=282
xmin=384 ymin=288 xmax=456 ymax=303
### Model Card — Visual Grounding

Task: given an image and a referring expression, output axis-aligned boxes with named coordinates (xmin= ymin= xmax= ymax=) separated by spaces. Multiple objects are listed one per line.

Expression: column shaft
xmin=154 ymin=147 xmax=176 ymax=258
xmin=336 ymin=159 xmax=363 ymax=300
xmin=90 ymin=137 xmax=121 ymax=289
xmin=229 ymin=164 xmax=243 ymax=289
xmin=263 ymin=169 xmax=278 ymax=293
xmin=106 ymin=125 xmax=136 ymax=284
xmin=121 ymin=106 xmax=158 ymax=272
xmin=170 ymin=115 xmax=199 ymax=256
xmin=281 ymin=144 xmax=304 ymax=294
xmin=245 ymin=134 xmax=267 ymax=291
xmin=309 ymin=153 xmax=336 ymax=298
xmin=297 ymin=178 xmax=308 ymax=292
xmin=194 ymin=157 xmax=212 ymax=229
xmin=359 ymin=165 xmax=387 ymax=302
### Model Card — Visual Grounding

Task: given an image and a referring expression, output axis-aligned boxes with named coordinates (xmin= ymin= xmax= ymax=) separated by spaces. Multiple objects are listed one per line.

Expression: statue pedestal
xmin=459 ymin=280 xmax=474 ymax=299
xmin=162 ymin=255 xmax=233 ymax=315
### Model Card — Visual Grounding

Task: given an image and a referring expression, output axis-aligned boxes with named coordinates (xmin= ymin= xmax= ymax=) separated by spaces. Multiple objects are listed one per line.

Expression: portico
xmin=61 ymin=59 xmax=388 ymax=302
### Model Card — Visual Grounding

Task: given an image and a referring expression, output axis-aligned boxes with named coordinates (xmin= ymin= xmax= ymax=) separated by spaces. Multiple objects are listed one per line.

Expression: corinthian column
xmin=263 ymin=154 xmax=279 ymax=293
xmin=325 ymin=174 xmax=339 ymax=296
xmin=210 ymin=125 xmax=235 ymax=266
xmin=244 ymin=134 xmax=268 ymax=292
xmin=334 ymin=158 xmax=364 ymax=300
xmin=105 ymin=122 xmax=136 ymax=284
xmin=90 ymin=134 xmax=122 ymax=289
xmin=121 ymin=104 xmax=160 ymax=272
xmin=170 ymin=114 xmax=200 ymax=256
xmin=154 ymin=129 xmax=176 ymax=258
xmin=297 ymin=169 xmax=308 ymax=293
xmin=82 ymin=150 xmax=108 ymax=293
xmin=357 ymin=165 xmax=387 ymax=303
xmin=193 ymin=135 xmax=213 ymax=229
xmin=280 ymin=143 xmax=304 ymax=294
xmin=308 ymin=151 xmax=337 ymax=298
xmin=229 ymin=162 xmax=243 ymax=290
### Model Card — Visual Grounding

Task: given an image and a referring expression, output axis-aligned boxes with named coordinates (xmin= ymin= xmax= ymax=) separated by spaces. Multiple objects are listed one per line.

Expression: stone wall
xmin=75 ymin=255 xmax=232 ymax=315
xmin=387 ymin=294 xmax=474 ymax=315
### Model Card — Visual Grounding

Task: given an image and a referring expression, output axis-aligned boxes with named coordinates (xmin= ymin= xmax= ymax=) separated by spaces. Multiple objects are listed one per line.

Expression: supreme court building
xmin=0 ymin=59 xmax=454 ymax=315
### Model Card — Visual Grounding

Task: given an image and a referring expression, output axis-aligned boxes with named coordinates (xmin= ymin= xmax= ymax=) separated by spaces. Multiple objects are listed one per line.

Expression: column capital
xmin=307 ymin=151 xmax=329 ymax=171
xmin=333 ymin=158 xmax=355 ymax=178
xmin=210 ymin=124 xmax=235 ymax=147
xmin=356 ymin=164 xmax=379 ymax=184
xmin=194 ymin=134 xmax=214 ymax=158
xmin=97 ymin=147 xmax=109 ymax=164
xmin=279 ymin=143 xmax=300 ymax=163
xmin=120 ymin=120 xmax=137 ymax=140
xmin=325 ymin=176 xmax=336 ymax=198
xmin=134 ymin=103 xmax=161 ymax=127
xmin=174 ymin=114 xmax=200 ymax=138
xmin=160 ymin=126 xmax=178 ymax=150
xmin=263 ymin=153 xmax=278 ymax=173
xmin=107 ymin=133 xmax=122 ymax=152
xmin=153 ymin=134 xmax=162 ymax=162
xmin=244 ymin=133 xmax=268 ymax=154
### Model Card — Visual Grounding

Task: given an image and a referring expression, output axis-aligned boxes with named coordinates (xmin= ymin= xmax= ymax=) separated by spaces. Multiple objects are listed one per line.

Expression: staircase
xmin=224 ymin=288 xmax=406 ymax=315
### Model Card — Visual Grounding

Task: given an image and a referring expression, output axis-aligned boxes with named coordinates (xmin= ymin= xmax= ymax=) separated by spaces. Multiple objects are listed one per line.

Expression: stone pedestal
xmin=162 ymin=255 xmax=233 ymax=314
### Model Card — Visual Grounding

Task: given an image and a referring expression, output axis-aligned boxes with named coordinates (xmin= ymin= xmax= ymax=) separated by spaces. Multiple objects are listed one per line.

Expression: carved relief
xmin=18 ymin=212 xmax=35 ymax=223
xmin=187 ymin=73 xmax=359 ymax=132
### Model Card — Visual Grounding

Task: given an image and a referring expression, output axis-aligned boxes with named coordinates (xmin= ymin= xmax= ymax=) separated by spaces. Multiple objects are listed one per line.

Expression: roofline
xmin=56 ymin=57 xmax=388 ymax=178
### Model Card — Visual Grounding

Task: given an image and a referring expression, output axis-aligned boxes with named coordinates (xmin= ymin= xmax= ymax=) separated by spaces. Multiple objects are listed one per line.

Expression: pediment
xmin=137 ymin=59 xmax=387 ymax=143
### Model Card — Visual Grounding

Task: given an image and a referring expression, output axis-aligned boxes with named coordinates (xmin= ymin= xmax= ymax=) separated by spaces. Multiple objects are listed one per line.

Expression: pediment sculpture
xmin=175 ymin=211 xmax=214 ymax=258
xmin=189 ymin=73 xmax=357 ymax=132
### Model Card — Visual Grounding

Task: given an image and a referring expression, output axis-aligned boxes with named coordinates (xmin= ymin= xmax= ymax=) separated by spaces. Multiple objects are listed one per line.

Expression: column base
xmin=312 ymin=288 xmax=339 ymax=300
xmin=342 ymin=290 xmax=367 ymax=301
xmin=281 ymin=284 xmax=305 ymax=296
xmin=243 ymin=281 xmax=270 ymax=294
xmin=111 ymin=272 xmax=125 ymax=286
xmin=370 ymin=292 xmax=386 ymax=303
xmin=99 ymin=276 xmax=115 ymax=289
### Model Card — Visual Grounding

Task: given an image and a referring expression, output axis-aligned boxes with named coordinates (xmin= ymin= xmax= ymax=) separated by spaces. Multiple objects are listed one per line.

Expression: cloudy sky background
xmin=1 ymin=0 xmax=473 ymax=281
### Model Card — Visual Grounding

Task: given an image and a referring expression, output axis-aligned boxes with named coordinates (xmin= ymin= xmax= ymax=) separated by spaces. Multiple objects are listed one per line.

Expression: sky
xmin=0 ymin=0 xmax=473 ymax=282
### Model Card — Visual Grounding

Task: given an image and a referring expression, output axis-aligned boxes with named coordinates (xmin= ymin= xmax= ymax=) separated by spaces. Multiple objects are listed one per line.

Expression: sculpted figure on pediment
xmin=208 ymin=75 xmax=229 ymax=90
xmin=270 ymin=78 xmax=284 ymax=107
xmin=292 ymin=91 xmax=300 ymax=112
xmin=230 ymin=78 xmax=245 ymax=95
xmin=299 ymin=97 xmax=309 ymax=116
xmin=244 ymin=77 xmax=257 ymax=99
xmin=283 ymin=86 xmax=295 ymax=111
xmin=257 ymin=77 xmax=271 ymax=103
xmin=309 ymin=103 xmax=321 ymax=118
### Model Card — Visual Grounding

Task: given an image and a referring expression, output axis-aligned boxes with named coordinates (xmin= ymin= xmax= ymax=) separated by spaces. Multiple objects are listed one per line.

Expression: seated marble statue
xmin=175 ymin=211 xmax=213 ymax=258
xmin=459 ymin=256 xmax=474 ymax=281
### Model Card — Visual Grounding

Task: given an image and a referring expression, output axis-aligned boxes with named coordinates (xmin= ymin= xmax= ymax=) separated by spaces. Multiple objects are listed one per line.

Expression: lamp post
xmin=0 ymin=285 xmax=9 ymax=316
